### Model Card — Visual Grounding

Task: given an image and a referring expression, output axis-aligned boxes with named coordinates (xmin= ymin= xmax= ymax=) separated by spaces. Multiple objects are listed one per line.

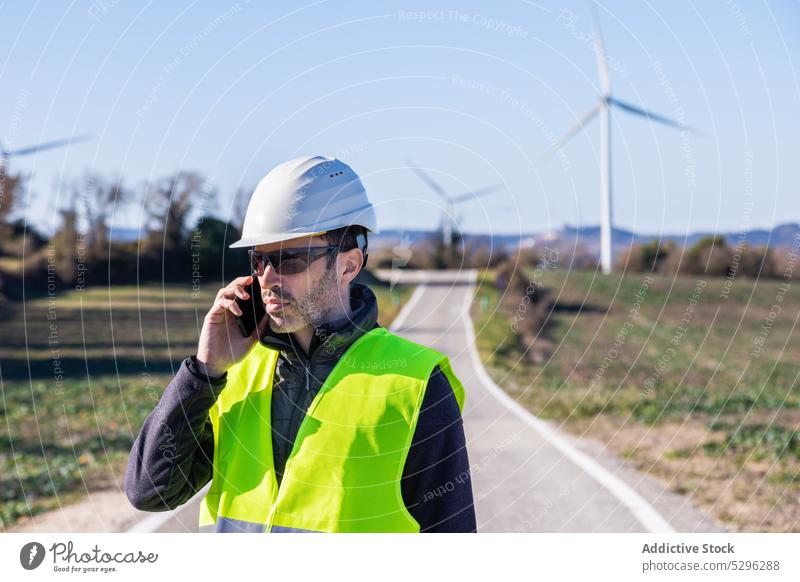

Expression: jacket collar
xmin=258 ymin=283 xmax=379 ymax=364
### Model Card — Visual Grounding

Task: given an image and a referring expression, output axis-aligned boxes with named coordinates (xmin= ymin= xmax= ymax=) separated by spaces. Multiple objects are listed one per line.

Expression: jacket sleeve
xmin=124 ymin=356 xmax=226 ymax=511
xmin=401 ymin=365 xmax=477 ymax=532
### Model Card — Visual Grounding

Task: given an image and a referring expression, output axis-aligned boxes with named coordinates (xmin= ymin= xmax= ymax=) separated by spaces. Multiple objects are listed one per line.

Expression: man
xmin=125 ymin=155 xmax=476 ymax=533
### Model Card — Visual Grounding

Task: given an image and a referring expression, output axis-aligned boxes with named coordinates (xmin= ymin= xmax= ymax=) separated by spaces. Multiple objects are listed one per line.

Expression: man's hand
xmin=195 ymin=275 xmax=270 ymax=377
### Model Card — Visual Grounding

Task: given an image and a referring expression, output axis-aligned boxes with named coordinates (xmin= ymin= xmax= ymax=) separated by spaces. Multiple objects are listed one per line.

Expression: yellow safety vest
xmin=198 ymin=326 xmax=465 ymax=533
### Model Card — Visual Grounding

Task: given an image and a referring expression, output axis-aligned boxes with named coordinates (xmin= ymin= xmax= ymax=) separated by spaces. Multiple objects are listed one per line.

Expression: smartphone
xmin=234 ymin=274 xmax=266 ymax=337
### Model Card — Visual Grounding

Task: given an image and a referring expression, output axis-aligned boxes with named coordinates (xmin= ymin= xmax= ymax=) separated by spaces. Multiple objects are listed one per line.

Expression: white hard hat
xmin=229 ymin=155 xmax=379 ymax=248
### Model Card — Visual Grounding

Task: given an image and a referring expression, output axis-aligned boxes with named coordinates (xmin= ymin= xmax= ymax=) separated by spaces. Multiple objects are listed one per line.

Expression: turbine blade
xmin=406 ymin=159 xmax=449 ymax=201
xmin=537 ymin=104 xmax=601 ymax=166
xmin=591 ymin=1 xmax=611 ymax=95
xmin=5 ymin=134 xmax=92 ymax=157
xmin=450 ymin=183 xmax=503 ymax=204
xmin=609 ymin=97 xmax=701 ymax=134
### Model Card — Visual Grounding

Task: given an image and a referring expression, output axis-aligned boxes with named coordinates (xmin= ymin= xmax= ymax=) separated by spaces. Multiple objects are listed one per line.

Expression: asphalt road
xmin=129 ymin=269 xmax=723 ymax=533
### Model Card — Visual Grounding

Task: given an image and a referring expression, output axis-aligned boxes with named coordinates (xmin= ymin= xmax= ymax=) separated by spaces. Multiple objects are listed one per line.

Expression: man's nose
xmin=259 ymin=262 xmax=281 ymax=287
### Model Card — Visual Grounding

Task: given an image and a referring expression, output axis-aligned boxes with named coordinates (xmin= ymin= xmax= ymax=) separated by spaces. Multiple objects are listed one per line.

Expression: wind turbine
xmin=539 ymin=2 xmax=698 ymax=274
xmin=0 ymin=134 xmax=92 ymax=172
xmin=407 ymin=160 xmax=503 ymax=247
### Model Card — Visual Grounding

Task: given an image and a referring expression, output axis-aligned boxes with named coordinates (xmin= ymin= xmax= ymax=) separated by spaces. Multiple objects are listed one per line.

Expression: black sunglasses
xmin=249 ymin=245 xmax=340 ymax=276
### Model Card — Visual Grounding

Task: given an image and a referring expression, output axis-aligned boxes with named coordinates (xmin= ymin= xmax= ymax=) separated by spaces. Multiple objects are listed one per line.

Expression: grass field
xmin=0 ymin=280 xmax=412 ymax=530
xmin=473 ymin=268 xmax=799 ymax=532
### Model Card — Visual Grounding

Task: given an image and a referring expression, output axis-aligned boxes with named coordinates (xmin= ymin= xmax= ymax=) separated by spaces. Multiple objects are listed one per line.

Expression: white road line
xmin=389 ymin=282 xmax=428 ymax=331
xmin=459 ymin=270 xmax=675 ymax=533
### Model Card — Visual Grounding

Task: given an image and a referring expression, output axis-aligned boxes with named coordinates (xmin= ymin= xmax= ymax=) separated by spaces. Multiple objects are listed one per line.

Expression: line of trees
xmin=0 ymin=169 xmax=250 ymax=301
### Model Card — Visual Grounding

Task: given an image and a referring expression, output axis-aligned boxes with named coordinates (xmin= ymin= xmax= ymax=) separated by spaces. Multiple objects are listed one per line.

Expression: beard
xmin=266 ymin=263 xmax=342 ymax=334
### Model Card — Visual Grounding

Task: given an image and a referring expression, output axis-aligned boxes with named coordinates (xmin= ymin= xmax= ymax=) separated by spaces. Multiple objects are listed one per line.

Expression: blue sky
xmin=1 ymin=0 xmax=798 ymax=238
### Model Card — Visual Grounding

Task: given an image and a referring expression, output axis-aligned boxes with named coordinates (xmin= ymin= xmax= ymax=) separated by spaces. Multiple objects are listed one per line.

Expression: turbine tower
xmin=540 ymin=2 xmax=698 ymax=274
xmin=407 ymin=160 xmax=503 ymax=247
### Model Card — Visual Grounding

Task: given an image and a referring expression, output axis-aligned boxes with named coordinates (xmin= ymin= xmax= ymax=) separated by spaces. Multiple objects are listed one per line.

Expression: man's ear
xmin=339 ymin=248 xmax=364 ymax=286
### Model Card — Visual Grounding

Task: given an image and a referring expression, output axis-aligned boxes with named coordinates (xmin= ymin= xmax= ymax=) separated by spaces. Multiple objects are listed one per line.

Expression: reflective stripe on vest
xmin=198 ymin=326 xmax=465 ymax=533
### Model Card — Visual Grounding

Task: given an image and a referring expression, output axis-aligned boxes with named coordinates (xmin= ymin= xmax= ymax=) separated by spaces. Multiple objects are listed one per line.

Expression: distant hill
xmin=517 ymin=222 xmax=800 ymax=262
xmin=368 ymin=222 xmax=799 ymax=256
xmin=367 ymin=229 xmax=525 ymax=251
xmin=107 ymin=222 xmax=800 ymax=262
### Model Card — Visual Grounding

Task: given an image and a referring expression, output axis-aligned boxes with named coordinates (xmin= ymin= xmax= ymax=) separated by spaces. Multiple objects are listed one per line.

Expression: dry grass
xmin=472 ymin=268 xmax=800 ymax=532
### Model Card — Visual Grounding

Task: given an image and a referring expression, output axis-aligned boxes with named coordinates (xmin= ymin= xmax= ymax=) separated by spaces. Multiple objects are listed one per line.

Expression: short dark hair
xmin=319 ymin=225 xmax=368 ymax=269
xmin=320 ymin=225 xmax=367 ymax=251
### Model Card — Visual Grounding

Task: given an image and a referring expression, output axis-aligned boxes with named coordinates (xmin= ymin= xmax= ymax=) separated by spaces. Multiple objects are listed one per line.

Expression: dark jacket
xmin=125 ymin=283 xmax=476 ymax=532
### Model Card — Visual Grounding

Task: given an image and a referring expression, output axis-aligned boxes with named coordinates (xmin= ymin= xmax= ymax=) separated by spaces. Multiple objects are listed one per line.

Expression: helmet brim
xmin=228 ymin=231 xmax=329 ymax=249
